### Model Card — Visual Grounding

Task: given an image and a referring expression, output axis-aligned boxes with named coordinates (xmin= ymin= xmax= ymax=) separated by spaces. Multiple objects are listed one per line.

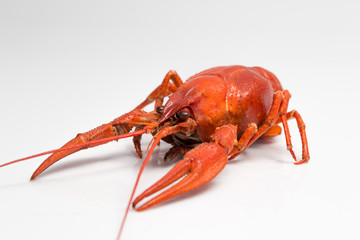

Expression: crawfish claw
xmin=30 ymin=123 xmax=119 ymax=180
xmin=133 ymin=142 xmax=228 ymax=211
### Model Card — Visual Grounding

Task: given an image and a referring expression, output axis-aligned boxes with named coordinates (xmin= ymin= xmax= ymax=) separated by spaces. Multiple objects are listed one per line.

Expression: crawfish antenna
xmin=116 ymin=129 xmax=166 ymax=239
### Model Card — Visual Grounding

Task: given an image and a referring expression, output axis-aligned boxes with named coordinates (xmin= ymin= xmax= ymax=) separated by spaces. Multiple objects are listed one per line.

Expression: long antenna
xmin=116 ymin=130 xmax=165 ymax=239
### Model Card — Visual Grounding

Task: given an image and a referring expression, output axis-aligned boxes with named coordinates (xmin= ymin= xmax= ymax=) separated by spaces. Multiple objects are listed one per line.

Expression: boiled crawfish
xmin=1 ymin=65 xmax=309 ymax=238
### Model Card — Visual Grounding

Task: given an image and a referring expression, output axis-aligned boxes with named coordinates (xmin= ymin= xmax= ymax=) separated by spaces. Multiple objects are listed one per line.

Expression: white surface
xmin=1 ymin=1 xmax=359 ymax=240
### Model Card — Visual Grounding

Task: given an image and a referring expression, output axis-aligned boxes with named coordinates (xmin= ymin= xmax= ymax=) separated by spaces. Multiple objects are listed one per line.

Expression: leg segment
xmin=229 ymin=123 xmax=258 ymax=158
xmin=278 ymin=90 xmax=296 ymax=159
xmin=135 ymin=70 xmax=183 ymax=110
xmin=278 ymin=110 xmax=310 ymax=164
xmin=229 ymin=90 xmax=310 ymax=164
xmin=276 ymin=90 xmax=309 ymax=164
xmin=248 ymin=91 xmax=284 ymax=144
xmin=229 ymin=91 xmax=284 ymax=160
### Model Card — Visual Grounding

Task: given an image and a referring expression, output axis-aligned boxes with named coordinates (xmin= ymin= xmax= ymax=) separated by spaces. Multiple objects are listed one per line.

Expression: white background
xmin=1 ymin=0 xmax=359 ymax=239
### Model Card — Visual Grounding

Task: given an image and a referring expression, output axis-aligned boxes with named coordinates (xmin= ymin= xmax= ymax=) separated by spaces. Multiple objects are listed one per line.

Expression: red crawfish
xmin=1 ymin=65 xmax=310 ymax=238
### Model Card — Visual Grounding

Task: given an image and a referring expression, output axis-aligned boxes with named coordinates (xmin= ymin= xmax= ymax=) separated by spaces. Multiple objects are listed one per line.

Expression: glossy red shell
xmin=160 ymin=65 xmax=283 ymax=142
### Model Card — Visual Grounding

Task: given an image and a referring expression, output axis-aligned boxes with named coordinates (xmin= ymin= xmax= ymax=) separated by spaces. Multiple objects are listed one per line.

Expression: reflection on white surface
xmin=1 ymin=0 xmax=359 ymax=240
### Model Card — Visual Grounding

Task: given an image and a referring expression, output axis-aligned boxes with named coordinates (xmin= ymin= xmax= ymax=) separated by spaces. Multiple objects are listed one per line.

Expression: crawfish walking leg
xmin=272 ymin=90 xmax=309 ymax=164
xmin=228 ymin=92 xmax=284 ymax=160
xmin=278 ymin=109 xmax=310 ymax=164
xmin=277 ymin=90 xmax=296 ymax=159
xmin=246 ymin=91 xmax=284 ymax=146
xmin=135 ymin=70 xmax=184 ymax=110
xmin=229 ymin=123 xmax=258 ymax=159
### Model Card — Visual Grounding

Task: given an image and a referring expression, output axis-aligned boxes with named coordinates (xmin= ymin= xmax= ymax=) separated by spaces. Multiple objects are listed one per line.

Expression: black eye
xmin=156 ymin=106 xmax=164 ymax=114
xmin=178 ymin=111 xmax=190 ymax=121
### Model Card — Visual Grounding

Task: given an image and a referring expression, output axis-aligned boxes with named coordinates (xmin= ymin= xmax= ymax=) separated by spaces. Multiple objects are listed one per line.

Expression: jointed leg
xmin=278 ymin=90 xmax=296 ymax=159
xmin=229 ymin=90 xmax=310 ymax=164
xmin=229 ymin=123 xmax=258 ymax=159
xmin=274 ymin=90 xmax=309 ymax=164
xmin=130 ymin=70 xmax=183 ymax=157
xmin=278 ymin=110 xmax=309 ymax=164
xmin=249 ymin=91 xmax=284 ymax=144
xmin=135 ymin=70 xmax=183 ymax=110
xmin=229 ymin=91 xmax=283 ymax=160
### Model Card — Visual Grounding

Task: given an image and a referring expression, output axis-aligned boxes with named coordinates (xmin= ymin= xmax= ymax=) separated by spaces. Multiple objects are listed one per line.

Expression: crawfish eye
xmin=156 ymin=106 xmax=164 ymax=114
xmin=178 ymin=110 xmax=190 ymax=121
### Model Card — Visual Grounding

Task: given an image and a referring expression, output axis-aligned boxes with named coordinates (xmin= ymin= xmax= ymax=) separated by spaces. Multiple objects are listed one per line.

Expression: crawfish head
xmin=147 ymin=76 xmax=227 ymax=162
xmin=158 ymin=75 xmax=229 ymax=143
xmin=151 ymin=76 xmax=220 ymax=159
xmin=151 ymin=104 xmax=200 ymax=161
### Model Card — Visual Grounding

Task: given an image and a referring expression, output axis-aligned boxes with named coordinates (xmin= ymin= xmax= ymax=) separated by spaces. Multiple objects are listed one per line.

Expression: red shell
xmin=160 ymin=65 xmax=283 ymax=142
